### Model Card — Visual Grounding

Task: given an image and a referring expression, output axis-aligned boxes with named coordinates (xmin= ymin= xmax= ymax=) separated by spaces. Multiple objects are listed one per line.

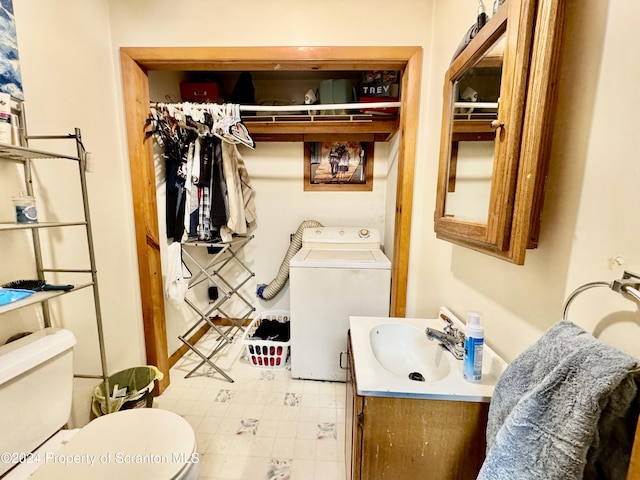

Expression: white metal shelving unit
xmin=0 ymin=104 xmax=110 ymax=406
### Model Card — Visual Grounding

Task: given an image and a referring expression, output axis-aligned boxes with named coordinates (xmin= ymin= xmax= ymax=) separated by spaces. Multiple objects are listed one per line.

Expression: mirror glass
xmin=444 ymin=33 xmax=505 ymax=223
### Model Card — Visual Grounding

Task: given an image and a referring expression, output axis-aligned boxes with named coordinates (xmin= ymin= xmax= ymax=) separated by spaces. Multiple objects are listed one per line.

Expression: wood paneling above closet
xmin=122 ymin=46 xmax=415 ymax=72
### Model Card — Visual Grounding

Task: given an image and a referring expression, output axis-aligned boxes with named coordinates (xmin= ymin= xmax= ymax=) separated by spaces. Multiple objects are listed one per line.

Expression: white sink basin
xmin=369 ymin=323 xmax=450 ymax=382
xmin=350 ymin=308 xmax=508 ymax=402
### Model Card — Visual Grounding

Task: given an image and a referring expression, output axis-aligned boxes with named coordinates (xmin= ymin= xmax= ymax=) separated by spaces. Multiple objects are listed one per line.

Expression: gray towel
xmin=478 ymin=321 xmax=640 ymax=480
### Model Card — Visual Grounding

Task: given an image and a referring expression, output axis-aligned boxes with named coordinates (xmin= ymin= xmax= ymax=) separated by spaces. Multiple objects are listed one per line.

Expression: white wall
xmin=8 ymin=0 xmax=640 ymax=427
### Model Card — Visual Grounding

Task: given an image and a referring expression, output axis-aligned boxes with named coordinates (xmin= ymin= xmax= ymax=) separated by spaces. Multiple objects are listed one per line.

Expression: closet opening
xmin=120 ymin=46 xmax=422 ymax=391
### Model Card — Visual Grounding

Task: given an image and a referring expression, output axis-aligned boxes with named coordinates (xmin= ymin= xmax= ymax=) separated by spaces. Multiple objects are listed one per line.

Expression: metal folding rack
xmin=177 ymin=234 xmax=255 ymax=382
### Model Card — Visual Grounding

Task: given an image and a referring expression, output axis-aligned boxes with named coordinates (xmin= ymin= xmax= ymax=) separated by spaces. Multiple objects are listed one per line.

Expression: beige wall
xmin=107 ymin=0 xmax=434 ymax=355
xmin=8 ymin=0 xmax=640 ymax=423
xmin=10 ymin=0 xmax=146 ymax=427
xmin=412 ymin=0 xmax=640 ymax=361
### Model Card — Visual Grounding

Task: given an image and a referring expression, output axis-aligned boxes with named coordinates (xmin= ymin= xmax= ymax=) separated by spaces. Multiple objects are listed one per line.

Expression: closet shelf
xmin=243 ymin=113 xmax=399 ymax=142
xmin=0 ymin=282 xmax=94 ymax=315
xmin=150 ymin=101 xmax=400 ymax=142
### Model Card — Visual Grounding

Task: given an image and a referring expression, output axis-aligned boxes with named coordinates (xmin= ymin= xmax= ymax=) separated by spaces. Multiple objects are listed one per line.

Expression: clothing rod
xmin=453 ymin=101 xmax=498 ymax=109
xmin=151 ymin=101 xmax=401 ymax=113
xmin=239 ymin=102 xmax=400 ymax=113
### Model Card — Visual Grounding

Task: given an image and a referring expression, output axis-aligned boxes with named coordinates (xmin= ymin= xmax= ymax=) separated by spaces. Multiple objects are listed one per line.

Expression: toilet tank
xmin=0 ymin=328 xmax=76 ymax=476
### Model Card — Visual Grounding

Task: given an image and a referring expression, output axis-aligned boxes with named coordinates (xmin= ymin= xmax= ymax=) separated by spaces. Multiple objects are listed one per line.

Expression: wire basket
xmin=242 ymin=310 xmax=291 ymax=368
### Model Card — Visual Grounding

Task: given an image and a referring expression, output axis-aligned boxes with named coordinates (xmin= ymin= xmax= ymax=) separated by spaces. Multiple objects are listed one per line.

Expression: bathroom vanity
xmin=345 ymin=311 xmax=507 ymax=479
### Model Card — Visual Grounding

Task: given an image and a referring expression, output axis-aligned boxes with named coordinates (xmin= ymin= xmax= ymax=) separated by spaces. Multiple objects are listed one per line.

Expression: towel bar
xmin=562 ymin=270 xmax=640 ymax=320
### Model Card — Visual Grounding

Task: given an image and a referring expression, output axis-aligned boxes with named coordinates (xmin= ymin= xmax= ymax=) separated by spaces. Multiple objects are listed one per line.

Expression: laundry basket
xmin=91 ymin=365 xmax=163 ymax=417
xmin=242 ymin=310 xmax=291 ymax=368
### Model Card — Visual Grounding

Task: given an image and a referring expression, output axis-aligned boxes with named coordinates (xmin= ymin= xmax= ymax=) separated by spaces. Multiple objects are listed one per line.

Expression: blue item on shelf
xmin=0 ymin=288 xmax=35 ymax=306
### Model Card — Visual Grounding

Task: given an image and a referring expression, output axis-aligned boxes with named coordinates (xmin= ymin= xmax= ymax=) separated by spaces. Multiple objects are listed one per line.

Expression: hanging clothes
xmin=210 ymin=137 xmax=229 ymax=231
xmin=150 ymin=114 xmax=199 ymax=242
xmin=186 ymin=137 xmax=201 ymax=238
xmin=147 ymin=102 xmax=257 ymax=308
xmin=221 ymin=141 xmax=251 ymax=242
xmin=146 ymin=102 xmax=257 ymax=245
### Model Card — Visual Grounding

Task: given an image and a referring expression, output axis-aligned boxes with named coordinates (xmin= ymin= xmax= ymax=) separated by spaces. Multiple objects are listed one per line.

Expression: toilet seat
xmin=28 ymin=408 xmax=199 ymax=480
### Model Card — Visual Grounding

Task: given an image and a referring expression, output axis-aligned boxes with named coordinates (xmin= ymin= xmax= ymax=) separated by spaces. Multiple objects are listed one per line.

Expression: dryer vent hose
xmin=257 ymin=220 xmax=323 ymax=300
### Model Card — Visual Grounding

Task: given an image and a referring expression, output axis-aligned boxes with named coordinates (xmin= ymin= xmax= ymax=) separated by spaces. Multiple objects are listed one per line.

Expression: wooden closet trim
xmin=119 ymin=46 xmax=422 ymax=391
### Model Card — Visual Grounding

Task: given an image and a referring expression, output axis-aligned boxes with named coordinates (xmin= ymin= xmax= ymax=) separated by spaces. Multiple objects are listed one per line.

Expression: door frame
xmin=119 ymin=46 xmax=422 ymax=391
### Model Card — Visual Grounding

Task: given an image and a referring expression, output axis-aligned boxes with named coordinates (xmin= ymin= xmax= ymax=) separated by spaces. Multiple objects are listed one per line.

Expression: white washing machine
xmin=289 ymin=227 xmax=391 ymax=381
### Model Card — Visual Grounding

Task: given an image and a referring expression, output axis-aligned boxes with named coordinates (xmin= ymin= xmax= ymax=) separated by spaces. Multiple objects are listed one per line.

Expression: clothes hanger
xmin=217 ymin=104 xmax=241 ymax=144
xmin=149 ymin=102 xmax=255 ymax=148
xmin=233 ymin=103 xmax=255 ymax=149
xmin=210 ymin=104 xmax=230 ymax=143
xmin=218 ymin=103 xmax=255 ymax=149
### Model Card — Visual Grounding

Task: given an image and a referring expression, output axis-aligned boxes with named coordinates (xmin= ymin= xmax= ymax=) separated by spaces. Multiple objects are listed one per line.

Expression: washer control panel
xmin=302 ymin=227 xmax=380 ymax=248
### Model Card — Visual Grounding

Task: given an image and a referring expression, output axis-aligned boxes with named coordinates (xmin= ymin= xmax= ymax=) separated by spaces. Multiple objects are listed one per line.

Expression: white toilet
xmin=0 ymin=328 xmax=200 ymax=479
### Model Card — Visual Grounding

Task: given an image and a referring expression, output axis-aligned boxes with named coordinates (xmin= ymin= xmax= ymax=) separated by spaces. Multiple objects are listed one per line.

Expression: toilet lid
xmin=30 ymin=408 xmax=197 ymax=480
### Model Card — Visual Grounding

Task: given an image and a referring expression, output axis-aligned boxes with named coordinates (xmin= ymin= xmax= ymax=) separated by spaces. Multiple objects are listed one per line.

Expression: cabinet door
xmin=434 ymin=0 xmax=566 ymax=264
xmin=435 ymin=1 xmax=533 ymax=252
xmin=360 ymin=396 xmax=488 ymax=479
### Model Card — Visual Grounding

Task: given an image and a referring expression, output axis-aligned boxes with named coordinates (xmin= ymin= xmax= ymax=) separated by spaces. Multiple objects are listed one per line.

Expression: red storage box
xmin=180 ymin=82 xmax=223 ymax=102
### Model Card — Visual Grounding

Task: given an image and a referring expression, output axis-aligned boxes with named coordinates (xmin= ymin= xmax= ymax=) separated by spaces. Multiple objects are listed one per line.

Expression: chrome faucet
xmin=425 ymin=314 xmax=465 ymax=360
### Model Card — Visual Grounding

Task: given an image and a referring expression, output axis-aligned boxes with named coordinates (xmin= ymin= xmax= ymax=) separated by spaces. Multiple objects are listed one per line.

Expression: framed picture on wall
xmin=304 ymin=141 xmax=374 ymax=191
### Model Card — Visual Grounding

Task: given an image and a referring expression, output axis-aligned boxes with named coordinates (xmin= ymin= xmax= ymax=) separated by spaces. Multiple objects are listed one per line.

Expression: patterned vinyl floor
xmin=154 ymin=327 xmax=347 ymax=480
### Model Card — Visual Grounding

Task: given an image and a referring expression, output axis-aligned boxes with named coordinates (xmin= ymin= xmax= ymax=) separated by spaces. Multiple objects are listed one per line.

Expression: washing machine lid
xmin=290 ymin=246 xmax=391 ymax=269
xmin=29 ymin=408 xmax=197 ymax=480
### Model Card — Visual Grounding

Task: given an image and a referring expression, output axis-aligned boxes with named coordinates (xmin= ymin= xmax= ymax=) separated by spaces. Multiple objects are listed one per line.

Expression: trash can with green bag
xmin=91 ymin=365 xmax=163 ymax=416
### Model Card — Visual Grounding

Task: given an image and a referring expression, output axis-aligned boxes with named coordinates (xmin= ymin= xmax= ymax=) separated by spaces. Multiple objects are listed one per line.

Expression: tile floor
xmin=154 ymin=327 xmax=347 ymax=480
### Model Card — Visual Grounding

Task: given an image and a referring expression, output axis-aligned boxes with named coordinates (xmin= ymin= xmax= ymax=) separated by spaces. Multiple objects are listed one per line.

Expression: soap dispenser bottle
xmin=463 ymin=312 xmax=484 ymax=383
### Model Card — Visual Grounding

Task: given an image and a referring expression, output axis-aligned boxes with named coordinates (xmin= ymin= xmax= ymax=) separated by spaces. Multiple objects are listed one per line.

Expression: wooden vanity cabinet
xmin=346 ymin=334 xmax=489 ymax=480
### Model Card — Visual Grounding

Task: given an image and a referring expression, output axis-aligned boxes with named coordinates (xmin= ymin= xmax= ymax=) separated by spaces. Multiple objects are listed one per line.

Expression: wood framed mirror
xmin=434 ymin=0 xmax=566 ymax=264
